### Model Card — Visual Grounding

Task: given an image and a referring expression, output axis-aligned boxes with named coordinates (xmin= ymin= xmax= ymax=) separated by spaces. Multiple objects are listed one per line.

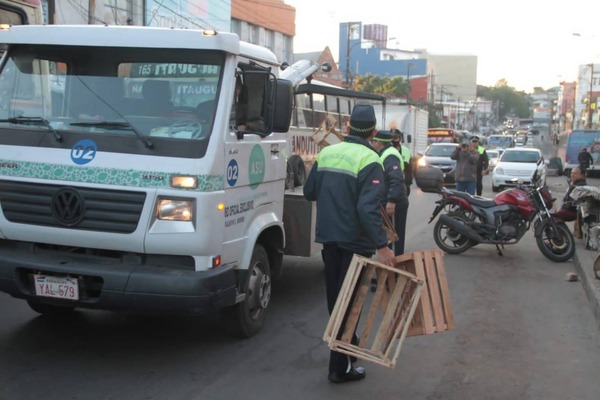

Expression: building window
xmin=266 ymin=30 xmax=274 ymax=51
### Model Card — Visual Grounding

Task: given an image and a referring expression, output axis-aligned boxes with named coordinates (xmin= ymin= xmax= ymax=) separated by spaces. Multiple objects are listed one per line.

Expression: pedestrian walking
xmin=578 ymin=147 xmax=593 ymax=174
xmin=303 ymin=104 xmax=395 ymax=384
xmin=371 ymin=130 xmax=409 ymax=256
xmin=450 ymin=137 xmax=479 ymax=195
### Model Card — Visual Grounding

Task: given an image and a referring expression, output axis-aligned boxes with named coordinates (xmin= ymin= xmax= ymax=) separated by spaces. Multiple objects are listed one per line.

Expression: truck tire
xmin=285 ymin=161 xmax=295 ymax=190
xmin=224 ymin=244 xmax=271 ymax=338
xmin=288 ymin=155 xmax=306 ymax=187
xmin=27 ymin=300 xmax=75 ymax=316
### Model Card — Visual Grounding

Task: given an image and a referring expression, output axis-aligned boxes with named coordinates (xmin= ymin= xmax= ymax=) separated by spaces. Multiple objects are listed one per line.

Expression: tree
xmin=354 ymin=73 xmax=409 ymax=98
xmin=476 ymin=83 xmax=530 ymax=122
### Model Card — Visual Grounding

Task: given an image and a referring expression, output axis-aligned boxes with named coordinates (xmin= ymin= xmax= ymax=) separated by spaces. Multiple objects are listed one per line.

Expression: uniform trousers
xmin=393 ymin=202 xmax=409 ymax=256
xmin=476 ymin=171 xmax=484 ymax=196
xmin=321 ymin=243 xmax=369 ymax=373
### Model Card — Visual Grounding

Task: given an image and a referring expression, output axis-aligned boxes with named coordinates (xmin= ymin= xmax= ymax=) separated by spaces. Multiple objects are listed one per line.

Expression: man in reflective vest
xmin=472 ymin=136 xmax=489 ymax=196
xmin=391 ymin=128 xmax=412 ymax=196
xmin=304 ymin=104 xmax=395 ymax=384
xmin=372 ymin=130 xmax=409 ymax=256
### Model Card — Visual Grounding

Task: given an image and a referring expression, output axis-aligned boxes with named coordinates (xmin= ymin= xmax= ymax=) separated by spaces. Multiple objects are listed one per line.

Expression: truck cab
xmin=0 ymin=24 xmax=294 ymax=337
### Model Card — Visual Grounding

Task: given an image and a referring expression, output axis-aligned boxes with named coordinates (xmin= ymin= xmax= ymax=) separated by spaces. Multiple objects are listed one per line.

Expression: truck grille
xmin=0 ymin=180 xmax=146 ymax=233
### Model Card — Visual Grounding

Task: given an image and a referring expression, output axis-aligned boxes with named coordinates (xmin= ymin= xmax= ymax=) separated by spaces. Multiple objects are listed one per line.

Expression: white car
xmin=491 ymin=148 xmax=547 ymax=192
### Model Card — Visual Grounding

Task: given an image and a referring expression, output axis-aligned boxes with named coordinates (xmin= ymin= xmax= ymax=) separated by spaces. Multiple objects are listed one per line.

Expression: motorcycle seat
xmin=451 ymin=191 xmax=496 ymax=208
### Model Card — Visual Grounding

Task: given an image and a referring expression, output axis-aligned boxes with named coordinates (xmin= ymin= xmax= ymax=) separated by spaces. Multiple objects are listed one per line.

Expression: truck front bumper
xmin=0 ymin=244 xmax=238 ymax=313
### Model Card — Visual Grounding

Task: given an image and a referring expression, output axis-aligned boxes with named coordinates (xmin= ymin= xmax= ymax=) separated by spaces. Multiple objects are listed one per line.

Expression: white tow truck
xmin=0 ymin=24 xmax=324 ymax=337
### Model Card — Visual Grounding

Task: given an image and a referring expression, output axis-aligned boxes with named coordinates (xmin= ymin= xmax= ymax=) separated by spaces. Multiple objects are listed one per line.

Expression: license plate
xmin=33 ymin=274 xmax=79 ymax=300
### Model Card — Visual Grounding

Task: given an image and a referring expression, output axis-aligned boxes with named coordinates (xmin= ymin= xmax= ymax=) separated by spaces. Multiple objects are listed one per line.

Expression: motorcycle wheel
xmin=433 ymin=211 xmax=475 ymax=254
xmin=535 ymin=221 xmax=575 ymax=262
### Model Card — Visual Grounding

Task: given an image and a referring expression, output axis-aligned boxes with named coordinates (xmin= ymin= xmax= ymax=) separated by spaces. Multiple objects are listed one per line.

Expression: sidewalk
xmin=572 ymin=236 xmax=600 ymax=331
xmin=538 ymin=130 xmax=600 ymax=331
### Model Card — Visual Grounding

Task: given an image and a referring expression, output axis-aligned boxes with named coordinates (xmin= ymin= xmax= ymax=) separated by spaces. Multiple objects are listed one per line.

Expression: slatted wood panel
xmin=394 ymin=249 xmax=455 ymax=336
xmin=323 ymin=254 xmax=424 ymax=368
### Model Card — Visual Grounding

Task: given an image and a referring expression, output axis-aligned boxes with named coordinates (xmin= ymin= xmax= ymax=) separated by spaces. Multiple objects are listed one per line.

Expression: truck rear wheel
xmin=287 ymin=155 xmax=306 ymax=187
xmin=224 ymin=244 xmax=271 ymax=338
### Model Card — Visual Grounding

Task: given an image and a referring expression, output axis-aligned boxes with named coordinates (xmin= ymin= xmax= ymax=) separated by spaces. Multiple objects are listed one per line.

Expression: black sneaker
xmin=328 ymin=367 xmax=366 ymax=383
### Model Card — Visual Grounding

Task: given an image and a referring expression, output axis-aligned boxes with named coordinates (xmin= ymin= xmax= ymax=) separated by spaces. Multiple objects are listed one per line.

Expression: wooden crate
xmin=394 ymin=249 xmax=455 ymax=336
xmin=323 ymin=254 xmax=424 ymax=369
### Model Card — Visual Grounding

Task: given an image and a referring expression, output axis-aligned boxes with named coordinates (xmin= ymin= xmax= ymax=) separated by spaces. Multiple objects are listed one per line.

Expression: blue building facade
xmin=339 ymin=22 xmax=427 ymax=86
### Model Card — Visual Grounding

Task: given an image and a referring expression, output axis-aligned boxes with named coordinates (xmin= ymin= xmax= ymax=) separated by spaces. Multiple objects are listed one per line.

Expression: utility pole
xmin=406 ymin=62 xmax=413 ymax=104
xmin=344 ymin=22 xmax=360 ymax=89
xmin=587 ymin=63 xmax=594 ymax=129
xmin=345 ymin=23 xmax=351 ymax=88
xmin=88 ymin=0 xmax=95 ymax=24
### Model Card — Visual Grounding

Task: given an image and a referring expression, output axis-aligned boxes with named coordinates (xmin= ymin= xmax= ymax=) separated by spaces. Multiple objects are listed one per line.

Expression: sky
xmin=284 ymin=0 xmax=600 ymax=93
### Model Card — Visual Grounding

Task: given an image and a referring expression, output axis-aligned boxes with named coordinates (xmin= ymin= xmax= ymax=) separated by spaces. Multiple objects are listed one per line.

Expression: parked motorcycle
xmin=428 ymin=174 xmax=575 ymax=262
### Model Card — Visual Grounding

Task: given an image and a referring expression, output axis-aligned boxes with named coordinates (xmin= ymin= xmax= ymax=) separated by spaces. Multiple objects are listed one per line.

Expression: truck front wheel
xmin=224 ymin=244 xmax=271 ymax=338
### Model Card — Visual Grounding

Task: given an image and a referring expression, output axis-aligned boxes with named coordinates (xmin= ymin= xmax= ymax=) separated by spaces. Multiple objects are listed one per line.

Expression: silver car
xmin=416 ymin=143 xmax=459 ymax=185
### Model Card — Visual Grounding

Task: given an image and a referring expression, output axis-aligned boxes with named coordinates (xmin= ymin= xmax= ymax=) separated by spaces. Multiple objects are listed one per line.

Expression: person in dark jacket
xmin=554 ymin=166 xmax=588 ymax=222
xmin=304 ymin=104 xmax=395 ymax=384
xmin=578 ymin=147 xmax=593 ymax=174
xmin=372 ymin=130 xmax=409 ymax=256
xmin=450 ymin=138 xmax=479 ymax=195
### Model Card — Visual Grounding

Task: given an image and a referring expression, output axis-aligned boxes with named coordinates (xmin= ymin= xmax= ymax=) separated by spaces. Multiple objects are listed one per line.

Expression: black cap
xmin=349 ymin=104 xmax=377 ymax=137
xmin=373 ymin=130 xmax=392 ymax=142
xmin=390 ymin=128 xmax=403 ymax=142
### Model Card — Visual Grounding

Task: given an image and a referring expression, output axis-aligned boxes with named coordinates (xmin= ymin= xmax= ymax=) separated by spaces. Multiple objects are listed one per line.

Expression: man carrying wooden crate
xmin=304 ymin=104 xmax=395 ymax=383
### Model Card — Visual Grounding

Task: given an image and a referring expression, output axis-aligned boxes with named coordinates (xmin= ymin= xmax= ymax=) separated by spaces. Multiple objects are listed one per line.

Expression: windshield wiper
xmin=70 ymin=121 xmax=153 ymax=149
xmin=0 ymin=116 xmax=62 ymax=142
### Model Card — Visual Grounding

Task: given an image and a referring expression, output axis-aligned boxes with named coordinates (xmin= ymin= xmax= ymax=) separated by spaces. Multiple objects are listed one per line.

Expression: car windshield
xmin=426 ymin=145 xmax=457 ymax=156
xmin=501 ymin=151 xmax=540 ymax=163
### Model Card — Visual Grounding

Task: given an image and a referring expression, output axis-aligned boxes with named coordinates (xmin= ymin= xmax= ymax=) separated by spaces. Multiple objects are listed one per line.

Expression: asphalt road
xmin=1 ymin=171 xmax=600 ymax=400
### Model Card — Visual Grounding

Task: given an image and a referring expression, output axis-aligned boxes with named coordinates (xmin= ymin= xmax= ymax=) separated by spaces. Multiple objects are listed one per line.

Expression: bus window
xmin=0 ymin=0 xmax=43 ymax=25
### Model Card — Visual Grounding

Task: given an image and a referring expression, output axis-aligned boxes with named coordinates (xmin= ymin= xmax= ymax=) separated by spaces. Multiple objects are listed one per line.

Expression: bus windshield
xmin=487 ymin=135 xmax=514 ymax=149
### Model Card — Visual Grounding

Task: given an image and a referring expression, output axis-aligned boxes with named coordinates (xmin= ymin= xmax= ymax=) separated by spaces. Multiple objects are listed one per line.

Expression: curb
xmin=573 ymin=246 xmax=600 ymax=332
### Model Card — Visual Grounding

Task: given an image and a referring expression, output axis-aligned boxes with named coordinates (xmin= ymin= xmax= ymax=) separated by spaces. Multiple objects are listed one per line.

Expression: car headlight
xmin=417 ymin=157 xmax=428 ymax=167
xmin=495 ymin=167 xmax=504 ymax=175
xmin=156 ymin=199 xmax=194 ymax=221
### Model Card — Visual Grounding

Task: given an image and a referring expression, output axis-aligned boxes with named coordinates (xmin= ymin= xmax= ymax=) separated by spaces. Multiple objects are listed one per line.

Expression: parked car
xmin=416 ymin=143 xmax=459 ymax=185
xmin=491 ymin=147 xmax=547 ymax=192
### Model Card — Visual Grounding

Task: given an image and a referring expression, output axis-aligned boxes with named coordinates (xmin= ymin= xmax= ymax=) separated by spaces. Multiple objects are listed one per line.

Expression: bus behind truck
xmin=0 ymin=24 xmax=306 ymax=337
xmin=0 ymin=0 xmax=43 ymax=25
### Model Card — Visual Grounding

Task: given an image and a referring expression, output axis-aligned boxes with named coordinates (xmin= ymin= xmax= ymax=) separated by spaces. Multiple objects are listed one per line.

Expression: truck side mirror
xmin=271 ymin=79 xmax=293 ymax=132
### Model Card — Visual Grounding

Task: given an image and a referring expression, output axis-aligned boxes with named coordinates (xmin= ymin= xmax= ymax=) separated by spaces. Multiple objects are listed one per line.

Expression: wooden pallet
xmin=323 ymin=254 xmax=424 ymax=368
xmin=394 ymin=249 xmax=455 ymax=336
xmin=311 ymin=116 xmax=345 ymax=148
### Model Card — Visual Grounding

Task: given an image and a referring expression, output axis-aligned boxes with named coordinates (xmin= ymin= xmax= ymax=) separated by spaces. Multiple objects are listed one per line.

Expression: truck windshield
xmin=0 ymin=44 xmax=223 ymax=157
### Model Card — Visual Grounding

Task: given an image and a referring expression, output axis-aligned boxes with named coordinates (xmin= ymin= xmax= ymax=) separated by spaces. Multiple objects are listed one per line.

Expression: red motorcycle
xmin=428 ymin=176 xmax=575 ymax=262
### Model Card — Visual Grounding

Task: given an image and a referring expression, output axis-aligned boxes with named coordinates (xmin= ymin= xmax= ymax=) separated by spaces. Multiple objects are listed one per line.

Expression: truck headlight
xmin=495 ymin=167 xmax=504 ymax=175
xmin=157 ymin=199 xmax=194 ymax=221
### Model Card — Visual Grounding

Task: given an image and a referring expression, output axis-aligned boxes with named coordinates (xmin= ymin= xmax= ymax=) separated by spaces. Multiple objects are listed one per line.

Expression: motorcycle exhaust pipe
xmin=439 ymin=214 xmax=485 ymax=242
